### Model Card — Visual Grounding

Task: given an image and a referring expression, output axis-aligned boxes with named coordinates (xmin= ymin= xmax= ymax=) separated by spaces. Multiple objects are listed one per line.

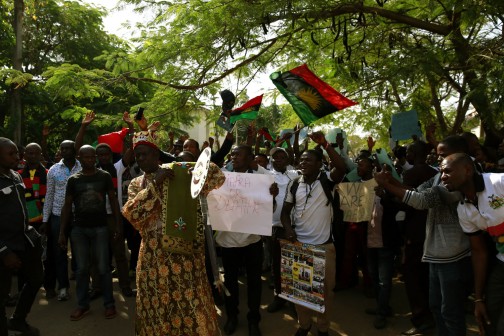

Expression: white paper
xmin=207 ymin=171 xmax=274 ymax=236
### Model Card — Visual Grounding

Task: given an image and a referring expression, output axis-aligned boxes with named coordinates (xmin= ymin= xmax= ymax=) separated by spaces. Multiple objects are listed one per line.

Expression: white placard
xmin=207 ymin=171 xmax=274 ymax=236
xmin=337 ymin=179 xmax=378 ymax=222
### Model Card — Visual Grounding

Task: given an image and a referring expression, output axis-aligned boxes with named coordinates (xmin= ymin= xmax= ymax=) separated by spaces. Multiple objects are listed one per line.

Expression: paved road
xmin=8 ymin=275 xmax=478 ymax=336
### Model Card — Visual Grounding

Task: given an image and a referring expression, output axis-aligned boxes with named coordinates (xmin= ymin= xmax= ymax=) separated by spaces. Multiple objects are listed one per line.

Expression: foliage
xmin=117 ymin=0 xmax=504 ymax=147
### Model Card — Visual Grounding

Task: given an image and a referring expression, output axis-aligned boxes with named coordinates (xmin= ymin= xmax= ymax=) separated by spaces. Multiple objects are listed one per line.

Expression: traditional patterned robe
xmin=123 ymin=163 xmax=225 ymax=336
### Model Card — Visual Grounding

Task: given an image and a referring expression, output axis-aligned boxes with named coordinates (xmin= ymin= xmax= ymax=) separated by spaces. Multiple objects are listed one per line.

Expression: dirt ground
xmin=7 ymin=273 xmax=479 ymax=336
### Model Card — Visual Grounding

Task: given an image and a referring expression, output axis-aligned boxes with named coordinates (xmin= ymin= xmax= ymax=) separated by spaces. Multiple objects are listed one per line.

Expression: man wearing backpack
xmin=281 ymin=132 xmax=346 ymax=336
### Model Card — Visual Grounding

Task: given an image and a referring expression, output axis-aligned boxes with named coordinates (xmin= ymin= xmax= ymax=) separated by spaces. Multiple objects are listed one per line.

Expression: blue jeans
xmin=71 ymin=226 xmax=114 ymax=309
xmin=43 ymin=215 xmax=69 ymax=291
xmin=367 ymin=247 xmax=396 ymax=317
xmin=429 ymin=258 xmax=471 ymax=336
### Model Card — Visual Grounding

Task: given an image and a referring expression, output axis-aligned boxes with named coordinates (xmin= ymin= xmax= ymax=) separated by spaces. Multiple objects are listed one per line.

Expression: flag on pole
xmin=258 ymin=127 xmax=274 ymax=142
xmin=229 ymin=95 xmax=263 ymax=123
xmin=270 ymin=64 xmax=357 ymax=126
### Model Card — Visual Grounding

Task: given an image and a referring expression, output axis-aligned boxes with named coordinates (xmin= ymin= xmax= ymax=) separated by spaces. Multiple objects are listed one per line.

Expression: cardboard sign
xmin=390 ymin=109 xmax=422 ymax=141
xmin=337 ymin=179 xmax=378 ymax=222
xmin=207 ymin=172 xmax=274 ymax=236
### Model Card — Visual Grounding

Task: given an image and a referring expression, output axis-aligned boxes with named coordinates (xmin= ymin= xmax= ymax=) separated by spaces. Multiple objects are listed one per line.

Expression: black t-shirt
xmin=66 ymin=169 xmax=113 ymax=227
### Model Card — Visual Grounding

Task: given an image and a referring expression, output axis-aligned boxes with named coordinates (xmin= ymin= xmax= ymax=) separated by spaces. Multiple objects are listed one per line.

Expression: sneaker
xmin=57 ymin=288 xmax=69 ymax=301
xmin=401 ymin=323 xmax=435 ymax=336
xmin=267 ymin=296 xmax=286 ymax=313
xmin=7 ymin=318 xmax=40 ymax=336
xmin=104 ymin=306 xmax=117 ymax=319
xmin=70 ymin=307 xmax=90 ymax=321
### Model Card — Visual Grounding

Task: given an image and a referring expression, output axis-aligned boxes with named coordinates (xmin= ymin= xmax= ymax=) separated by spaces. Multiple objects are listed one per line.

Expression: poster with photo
xmin=278 ymin=240 xmax=326 ymax=313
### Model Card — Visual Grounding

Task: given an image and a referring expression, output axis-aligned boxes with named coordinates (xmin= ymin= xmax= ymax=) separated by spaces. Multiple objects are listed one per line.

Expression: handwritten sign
xmin=337 ymin=179 xmax=377 ymax=222
xmin=207 ymin=171 xmax=274 ymax=236
xmin=279 ymin=240 xmax=326 ymax=313
xmin=390 ymin=109 xmax=422 ymax=141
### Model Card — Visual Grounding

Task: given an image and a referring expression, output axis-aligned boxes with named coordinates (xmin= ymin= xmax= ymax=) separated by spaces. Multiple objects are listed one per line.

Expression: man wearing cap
xmin=266 ymin=147 xmax=299 ymax=313
xmin=440 ymin=153 xmax=504 ymax=336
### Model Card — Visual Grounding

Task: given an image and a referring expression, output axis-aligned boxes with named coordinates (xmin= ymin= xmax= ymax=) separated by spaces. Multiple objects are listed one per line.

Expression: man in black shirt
xmin=59 ymin=145 xmax=121 ymax=321
xmin=0 ymin=137 xmax=43 ymax=336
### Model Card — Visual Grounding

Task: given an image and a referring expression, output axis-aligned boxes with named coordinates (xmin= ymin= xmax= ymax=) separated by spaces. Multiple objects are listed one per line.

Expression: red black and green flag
xmin=229 ymin=95 xmax=263 ymax=123
xmin=270 ymin=64 xmax=357 ymax=126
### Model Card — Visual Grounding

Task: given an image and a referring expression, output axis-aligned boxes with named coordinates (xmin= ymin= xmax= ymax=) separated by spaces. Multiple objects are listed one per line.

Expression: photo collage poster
xmin=278 ymin=240 xmax=326 ymax=313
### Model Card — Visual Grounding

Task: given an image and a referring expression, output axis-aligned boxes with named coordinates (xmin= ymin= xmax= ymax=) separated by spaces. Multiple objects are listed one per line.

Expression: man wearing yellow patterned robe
xmin=122 ymin=130 xmax=225 ymax=336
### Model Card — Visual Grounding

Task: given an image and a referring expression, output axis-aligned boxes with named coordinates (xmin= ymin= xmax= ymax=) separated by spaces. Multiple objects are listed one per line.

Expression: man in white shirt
xmin=440 ymin=153 xmax=504 ymax=336
xmin=281 ymin=132 xmax=346 ymax=336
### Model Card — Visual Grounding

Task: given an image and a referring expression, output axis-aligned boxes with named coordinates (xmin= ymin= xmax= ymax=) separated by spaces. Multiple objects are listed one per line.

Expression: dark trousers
xmin=91 ymin=216 xmax=130 ymax=291
xmin=0 ymin=240 xmax=44 ymax=336
xmin=222 ymin=240 xmax=263 ymax=324
xmin=123 ymin=215 xmax=140 ymax=272
xmin=339 ymin=222 xmax=371 ymax=287
xmin=403 ymin=241 xmax=433 ymax=328
xmin=43 ymin=215 xmax=69 ymax=291
xmin=367 ymin=247 xmax=396 ymax=317
xmin=429 ymin=258 xmax=471 ymax=336
xmin=271 ymin=227 xmax=286 ymax=296
xmin=486 ymin=259 xmax=504 ymax=336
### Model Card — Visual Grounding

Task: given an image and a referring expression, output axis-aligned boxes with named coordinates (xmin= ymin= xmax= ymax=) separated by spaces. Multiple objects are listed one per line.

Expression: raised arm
xmin=75 ymin=112 xmax=95 ymax=152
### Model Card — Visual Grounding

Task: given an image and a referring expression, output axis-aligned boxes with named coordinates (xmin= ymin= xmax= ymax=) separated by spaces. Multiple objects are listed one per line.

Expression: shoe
xmin=121 ymin=287 xmax=136 ymax=297
xmin=267 ymin=296 xmax=286 ymax=313
xmin=373 ymin=316 xmax=387 ymax=329
xmin=45 ymin=289 xmax=57 ymax=299
xmin=7 ymin=318 xmax=40 ymax=336
xmin=294 ymin=326 xmax=311 ymax=336
xmin=70 ymin=307 xmax=90 ymax=321
xmin=223 ymin=316 xmax=238 ymax=335
xmin=104 ymin=306 xmax=117 ymax=319
xmin=57 ymin=288 xmax=69 ymax=301
xmin=249 ymin=323 xmax=262 ymax=336
xmin=89 ymin=289 xmax=102 ymax=301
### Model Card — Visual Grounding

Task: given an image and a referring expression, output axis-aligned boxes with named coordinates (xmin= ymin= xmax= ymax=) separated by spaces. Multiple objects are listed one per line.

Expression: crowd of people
xmin=1 ymin=111 xmax=504 ymax=336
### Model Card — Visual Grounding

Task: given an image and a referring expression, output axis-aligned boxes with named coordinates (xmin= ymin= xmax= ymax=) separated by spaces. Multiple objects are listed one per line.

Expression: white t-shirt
xmin=215 ymin=165 xmax=268 ymax=248
xmin=285 ymin=172 xmax=333 ymax=245
xmin=457 ymin=173 xmax=504 ymax=263
xmin=268 ymin=169 xmax=299 ymax=227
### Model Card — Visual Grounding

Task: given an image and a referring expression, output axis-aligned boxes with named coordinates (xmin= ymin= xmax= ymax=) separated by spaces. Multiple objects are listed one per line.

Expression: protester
xmin=439 ymin=153 xmax=504 ymax=336
xmin=59 ymin=145 xmax=121 ymax=321
xmin=266 ymin=147 xmax=299 ymax=313
xmin=42 ymin=139 xmax=82 ymax=301
xmin=280 ymin=130 xmax=346 ymax=336
xmin=0 ymin=137 xmax=43 ymax=336
xmin=123 ymin=130 xmax=225 ymax=335
xmin=400 ymin=140 xmax=437 ymax=335
xmin=215 ymin=145 xmax=270 ymax=336
xmin=374 ymin=135 xmax=472 ymax=336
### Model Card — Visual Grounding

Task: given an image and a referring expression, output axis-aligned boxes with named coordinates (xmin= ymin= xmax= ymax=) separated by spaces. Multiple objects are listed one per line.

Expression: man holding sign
xmin=280 ymin=131 xmax=346 ymax=336
xmin=214 ymin=145 xmax=271 ymax=336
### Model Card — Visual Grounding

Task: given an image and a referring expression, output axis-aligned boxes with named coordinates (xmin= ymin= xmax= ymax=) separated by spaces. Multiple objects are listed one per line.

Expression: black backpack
xmin=289 ymin=172 xmax=344 ymax=242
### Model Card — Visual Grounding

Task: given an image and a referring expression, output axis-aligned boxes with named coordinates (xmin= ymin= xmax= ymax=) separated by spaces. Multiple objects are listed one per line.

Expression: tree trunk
xmin=10 ymin=0 xmax=24 ymax=144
